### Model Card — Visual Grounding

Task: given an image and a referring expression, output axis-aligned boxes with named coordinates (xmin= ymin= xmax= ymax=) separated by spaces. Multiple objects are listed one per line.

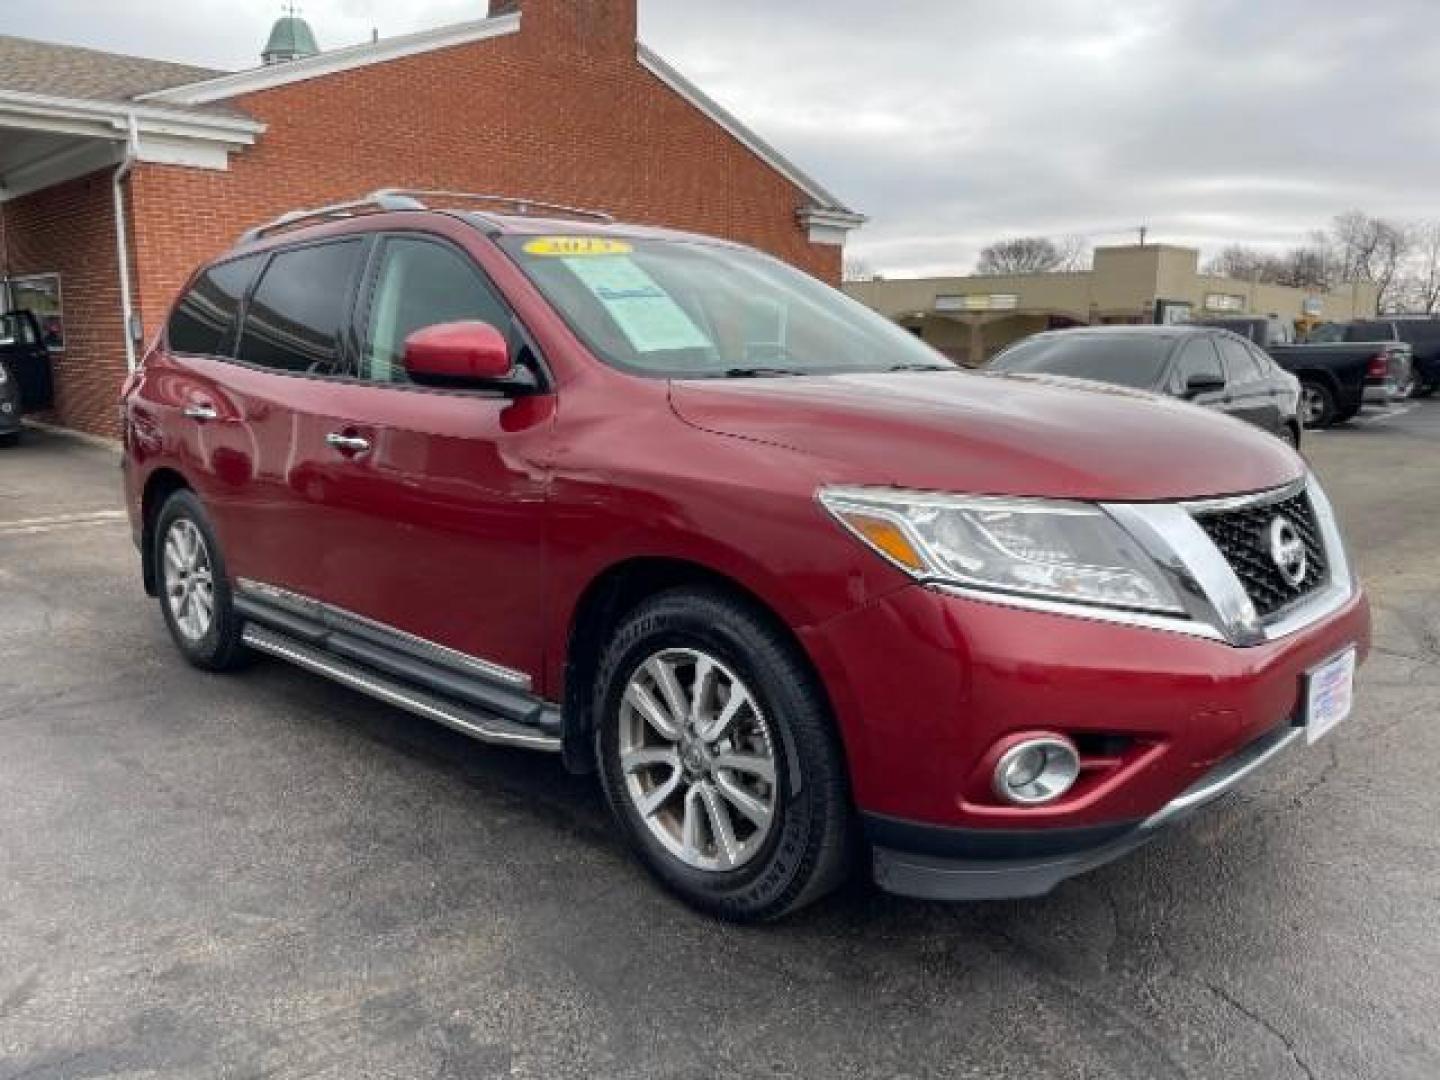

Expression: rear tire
xmin=0 ymin=431 xmax=19 ymax=448
xmin=594 ymin=588 xmax=853 ymax=922
xmin=154 ymin=489 xmax=249 ymax=672
xmin=1299 ymin=380 xmax=1337 ymax=428
xmin=1413 ymin=381 xmax=1436 ymax=400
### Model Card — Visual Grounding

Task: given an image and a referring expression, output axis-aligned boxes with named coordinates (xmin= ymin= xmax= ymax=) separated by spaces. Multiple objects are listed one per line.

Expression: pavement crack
xmin=1290 ymin=740 xmax=1339 ymax=808
xmin=1203 ymin=980 xmax=1317 ymax=1080
xmin=988 ymin=925 xmax=1190 ymax=1077
xmin=1157 ymin=940 xmax=1315 ymax=1080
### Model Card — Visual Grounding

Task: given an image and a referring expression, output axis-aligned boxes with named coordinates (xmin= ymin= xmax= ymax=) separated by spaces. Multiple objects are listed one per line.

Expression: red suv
xmin=122 ymin=191 xmax=1370 ymax=921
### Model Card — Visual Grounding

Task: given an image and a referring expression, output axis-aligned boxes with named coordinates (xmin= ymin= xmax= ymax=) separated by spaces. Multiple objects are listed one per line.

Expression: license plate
xmin=1304 ymin=648 xmax=1356 ymax=745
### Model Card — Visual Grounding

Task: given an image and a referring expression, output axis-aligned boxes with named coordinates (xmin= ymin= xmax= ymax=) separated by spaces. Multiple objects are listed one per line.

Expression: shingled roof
xmin=0 ymin=35 xmax=226 ymax=103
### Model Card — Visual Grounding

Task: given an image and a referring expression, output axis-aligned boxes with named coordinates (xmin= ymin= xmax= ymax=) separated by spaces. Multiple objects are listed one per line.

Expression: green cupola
xmin=262 ymin=10 xmax=320 ymax=65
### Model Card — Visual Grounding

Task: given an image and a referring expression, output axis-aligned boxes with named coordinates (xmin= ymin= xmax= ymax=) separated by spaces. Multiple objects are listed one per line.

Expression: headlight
xmin=819 ymin=486 xmax=1185 ymax=616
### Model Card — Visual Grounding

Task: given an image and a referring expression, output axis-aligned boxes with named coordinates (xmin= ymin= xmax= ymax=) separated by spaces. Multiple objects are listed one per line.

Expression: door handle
xmin=325 ymin=432 xmax=372 ymax=456
xmin=183 ymin=403 xmax=218 ymax=422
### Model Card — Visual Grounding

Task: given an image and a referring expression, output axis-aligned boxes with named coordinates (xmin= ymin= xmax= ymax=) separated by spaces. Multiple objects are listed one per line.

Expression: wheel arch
xmin=139 ymin=467 xmax=193 ymax=596
xmin=1294 ymin=367 xmax=1341 ymax=395
xmin=559 ymin=556 xmax=838 ymax=776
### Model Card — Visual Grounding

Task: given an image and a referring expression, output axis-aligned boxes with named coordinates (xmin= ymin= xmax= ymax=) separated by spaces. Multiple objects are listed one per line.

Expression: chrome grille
xmin=1193 ymin=490 xmax=1329 ymax=619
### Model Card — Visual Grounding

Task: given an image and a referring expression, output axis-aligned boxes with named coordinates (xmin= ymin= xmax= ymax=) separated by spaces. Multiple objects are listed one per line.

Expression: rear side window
xmin=168 ymin=257 xmax=262 ymax=357
xmin=236 ymin=240 xmax=365 ymax=375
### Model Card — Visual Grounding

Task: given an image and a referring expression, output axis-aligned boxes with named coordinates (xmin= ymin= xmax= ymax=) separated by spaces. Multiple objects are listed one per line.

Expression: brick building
xmin=0 ymin=0 xmax=863 ymax=438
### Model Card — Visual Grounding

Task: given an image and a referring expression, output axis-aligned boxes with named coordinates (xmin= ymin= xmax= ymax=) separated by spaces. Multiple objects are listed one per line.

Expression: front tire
xmin=154 ymin=489 xmax=248 ymax=672
xmin=594 ymin=589 xmax=853 ymax=922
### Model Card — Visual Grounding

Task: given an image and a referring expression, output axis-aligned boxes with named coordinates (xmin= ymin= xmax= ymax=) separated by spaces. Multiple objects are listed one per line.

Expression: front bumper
xmin=866 ymin=719 xmax=1305 ymax=900
xmin=800 ymin=571 xmax=1369 ymax=899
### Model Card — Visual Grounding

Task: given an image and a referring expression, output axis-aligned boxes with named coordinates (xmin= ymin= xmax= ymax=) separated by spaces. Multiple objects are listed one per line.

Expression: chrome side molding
xmin=236 ymin=578 xmax=533 ymax=690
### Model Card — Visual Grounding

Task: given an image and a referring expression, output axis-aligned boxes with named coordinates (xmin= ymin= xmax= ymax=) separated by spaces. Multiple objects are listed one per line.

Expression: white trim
xmin=0 ymin=89 xmax=262 ymax=199
xmin=115 ymin=114 xmax=139 ymax=373
xmin=799 ymin=206 xmax=867 ymax=246
xmin=636 ymin=43 xmax=863 ymax=230
xmin=0 ymin=89 xmax=263 ymax=141
xmin=138 ymin=13 xmax=522 ymax=106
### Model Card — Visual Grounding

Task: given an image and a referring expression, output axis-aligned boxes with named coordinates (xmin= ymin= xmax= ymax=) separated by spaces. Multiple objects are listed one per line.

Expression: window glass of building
xmin=168 ymin=256 xmax=263 ymax=357
xmin=236 ymin=241 xmax=365 ymax=375
xmin=9 ymin=274 xmax=65 ymax=349
xmin=362 ymin=238 xmax=511 ymax=383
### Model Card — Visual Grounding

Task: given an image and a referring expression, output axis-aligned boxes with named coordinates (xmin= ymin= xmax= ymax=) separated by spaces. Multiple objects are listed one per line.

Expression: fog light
xmin=993 ymin=736 xmax=1081 ymax=806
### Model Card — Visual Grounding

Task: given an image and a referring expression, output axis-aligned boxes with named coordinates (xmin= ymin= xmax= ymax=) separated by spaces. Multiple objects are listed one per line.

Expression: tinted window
xmin=1395 ymin=321 xmax=1440 ymax=344
xmin=1216 ymin=335 xmax=1262 ymax=382
xmin=1345 ymin=322 xmax=1396 ymax=343
xmin=362 ymin=238 xmax=511 ymax=383
xmin=168 ymin=257 xmax=261 ymax=357
xmin=236 ymin=241 xmax=365 ymax=375
xmin=1172 ymin=337 xmax=1224 ymax=391
xmin=1306 ymin=323 xmax=1345 ymax=344
xmin=989 ymin=334 xmax=1172 ymax=389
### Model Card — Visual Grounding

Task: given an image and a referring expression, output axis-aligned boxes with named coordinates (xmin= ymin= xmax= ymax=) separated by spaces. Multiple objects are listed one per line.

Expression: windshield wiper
xmin=886 ymin=363 xmax=949 ymax=373
xmin=721 ymin=367 xmax=806 ymax=379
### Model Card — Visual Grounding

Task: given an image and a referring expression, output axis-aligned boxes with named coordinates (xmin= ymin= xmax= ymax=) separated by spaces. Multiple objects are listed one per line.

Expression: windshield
xmin=499 ymin=235 xmax=951 ymax=378
xmin=989 ymin=334 xmax=1172 ymax=389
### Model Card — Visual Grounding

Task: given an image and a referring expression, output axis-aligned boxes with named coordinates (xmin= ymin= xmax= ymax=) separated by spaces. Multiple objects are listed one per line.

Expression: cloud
xmin=11 ymin=0 xmax=1440 ymax=275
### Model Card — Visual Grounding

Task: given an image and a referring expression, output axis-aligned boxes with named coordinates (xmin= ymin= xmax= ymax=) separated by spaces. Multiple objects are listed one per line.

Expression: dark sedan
xmin=988 ymin=326 xmax=1303 ymax=447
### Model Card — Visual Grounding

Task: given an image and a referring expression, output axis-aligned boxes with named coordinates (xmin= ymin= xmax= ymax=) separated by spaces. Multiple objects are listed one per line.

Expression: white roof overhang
xmin=0 ymin=90 xmax=264 ymax=201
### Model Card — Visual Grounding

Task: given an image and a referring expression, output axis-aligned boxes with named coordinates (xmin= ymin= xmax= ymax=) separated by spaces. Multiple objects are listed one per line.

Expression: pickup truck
xmin=1262 ymin=336 xmax=1411 ymax=428
xmin=0 ymin=309 xmax=54 ymax=442
xmin=1308 ymin=319 xmax=1440 ymax=399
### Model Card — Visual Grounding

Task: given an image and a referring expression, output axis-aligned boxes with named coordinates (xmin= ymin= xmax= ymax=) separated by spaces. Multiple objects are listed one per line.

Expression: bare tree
xmin=1203 ymin=243 xmax=1327 ymax=289
xmin=1204 ymin=244 xmax=1273 ymax=281
xmin=1397 ymin=221 xmax=1440 ymax=314
xmin=1056 ymin=234 xmax=1092 ymax=273
xmin=842 ymin=256 xmax=877 ymax=284
xmin=1330 ymin=210 xmax=1412 ymax=313
xmin=975 ymin=237 xmax=1065 ymax=275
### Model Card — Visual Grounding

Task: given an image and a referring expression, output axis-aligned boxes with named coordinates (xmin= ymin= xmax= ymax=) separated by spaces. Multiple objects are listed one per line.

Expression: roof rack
xmin=237 ymin=192 xmax=426 ymax=244
xmin=372 ymin=189 xmax=615 ymax=225
xmin=237 ymin=189 xmax=614 ymax=244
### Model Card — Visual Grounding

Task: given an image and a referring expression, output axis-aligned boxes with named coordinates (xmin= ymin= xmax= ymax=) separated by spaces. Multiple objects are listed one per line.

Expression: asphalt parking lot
xmin=1 ymin=406 xmax=1438 ymax=1080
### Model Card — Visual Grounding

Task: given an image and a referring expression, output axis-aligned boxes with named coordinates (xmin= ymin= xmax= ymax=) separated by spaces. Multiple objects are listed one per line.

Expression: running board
xmin=241 ymin=624 xmax=562 ymax=753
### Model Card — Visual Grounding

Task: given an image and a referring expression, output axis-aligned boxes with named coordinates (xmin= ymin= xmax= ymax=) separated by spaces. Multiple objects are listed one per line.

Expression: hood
xmin=669 ymin=370 xmax=1303 ymax=502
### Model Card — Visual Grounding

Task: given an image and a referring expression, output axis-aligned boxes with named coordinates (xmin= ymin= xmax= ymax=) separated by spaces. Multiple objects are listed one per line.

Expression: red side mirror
xmin=403 ymin=321 xmax=511 ymax=384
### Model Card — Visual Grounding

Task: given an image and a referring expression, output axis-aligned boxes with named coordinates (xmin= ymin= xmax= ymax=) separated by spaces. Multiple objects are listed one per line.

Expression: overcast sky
xmin=12 ymin=1 xmax=1439 ymax=276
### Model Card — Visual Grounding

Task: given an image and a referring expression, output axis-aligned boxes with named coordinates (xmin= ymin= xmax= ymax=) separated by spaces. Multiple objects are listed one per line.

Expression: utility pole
xmin=1137 ymin=226 xmax=1148 ymax=248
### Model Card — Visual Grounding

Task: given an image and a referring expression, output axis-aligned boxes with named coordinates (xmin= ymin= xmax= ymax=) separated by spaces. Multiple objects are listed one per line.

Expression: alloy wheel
xmin=1300 ymin=386 xmax=1327 ymax=427
xmin=618 ymin=648 xmax=779 ymax=872
xmin=163 ymin=518 xmax=215 ymax=643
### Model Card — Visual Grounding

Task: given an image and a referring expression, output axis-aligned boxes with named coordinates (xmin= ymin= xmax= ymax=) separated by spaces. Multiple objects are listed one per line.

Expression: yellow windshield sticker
xmin=524 ymin=237 xmax=633 ymax=257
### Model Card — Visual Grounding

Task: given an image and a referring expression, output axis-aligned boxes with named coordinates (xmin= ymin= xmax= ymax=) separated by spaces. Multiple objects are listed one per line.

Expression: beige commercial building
xmin=845 ymin=243 xmax=1380 ymax=366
